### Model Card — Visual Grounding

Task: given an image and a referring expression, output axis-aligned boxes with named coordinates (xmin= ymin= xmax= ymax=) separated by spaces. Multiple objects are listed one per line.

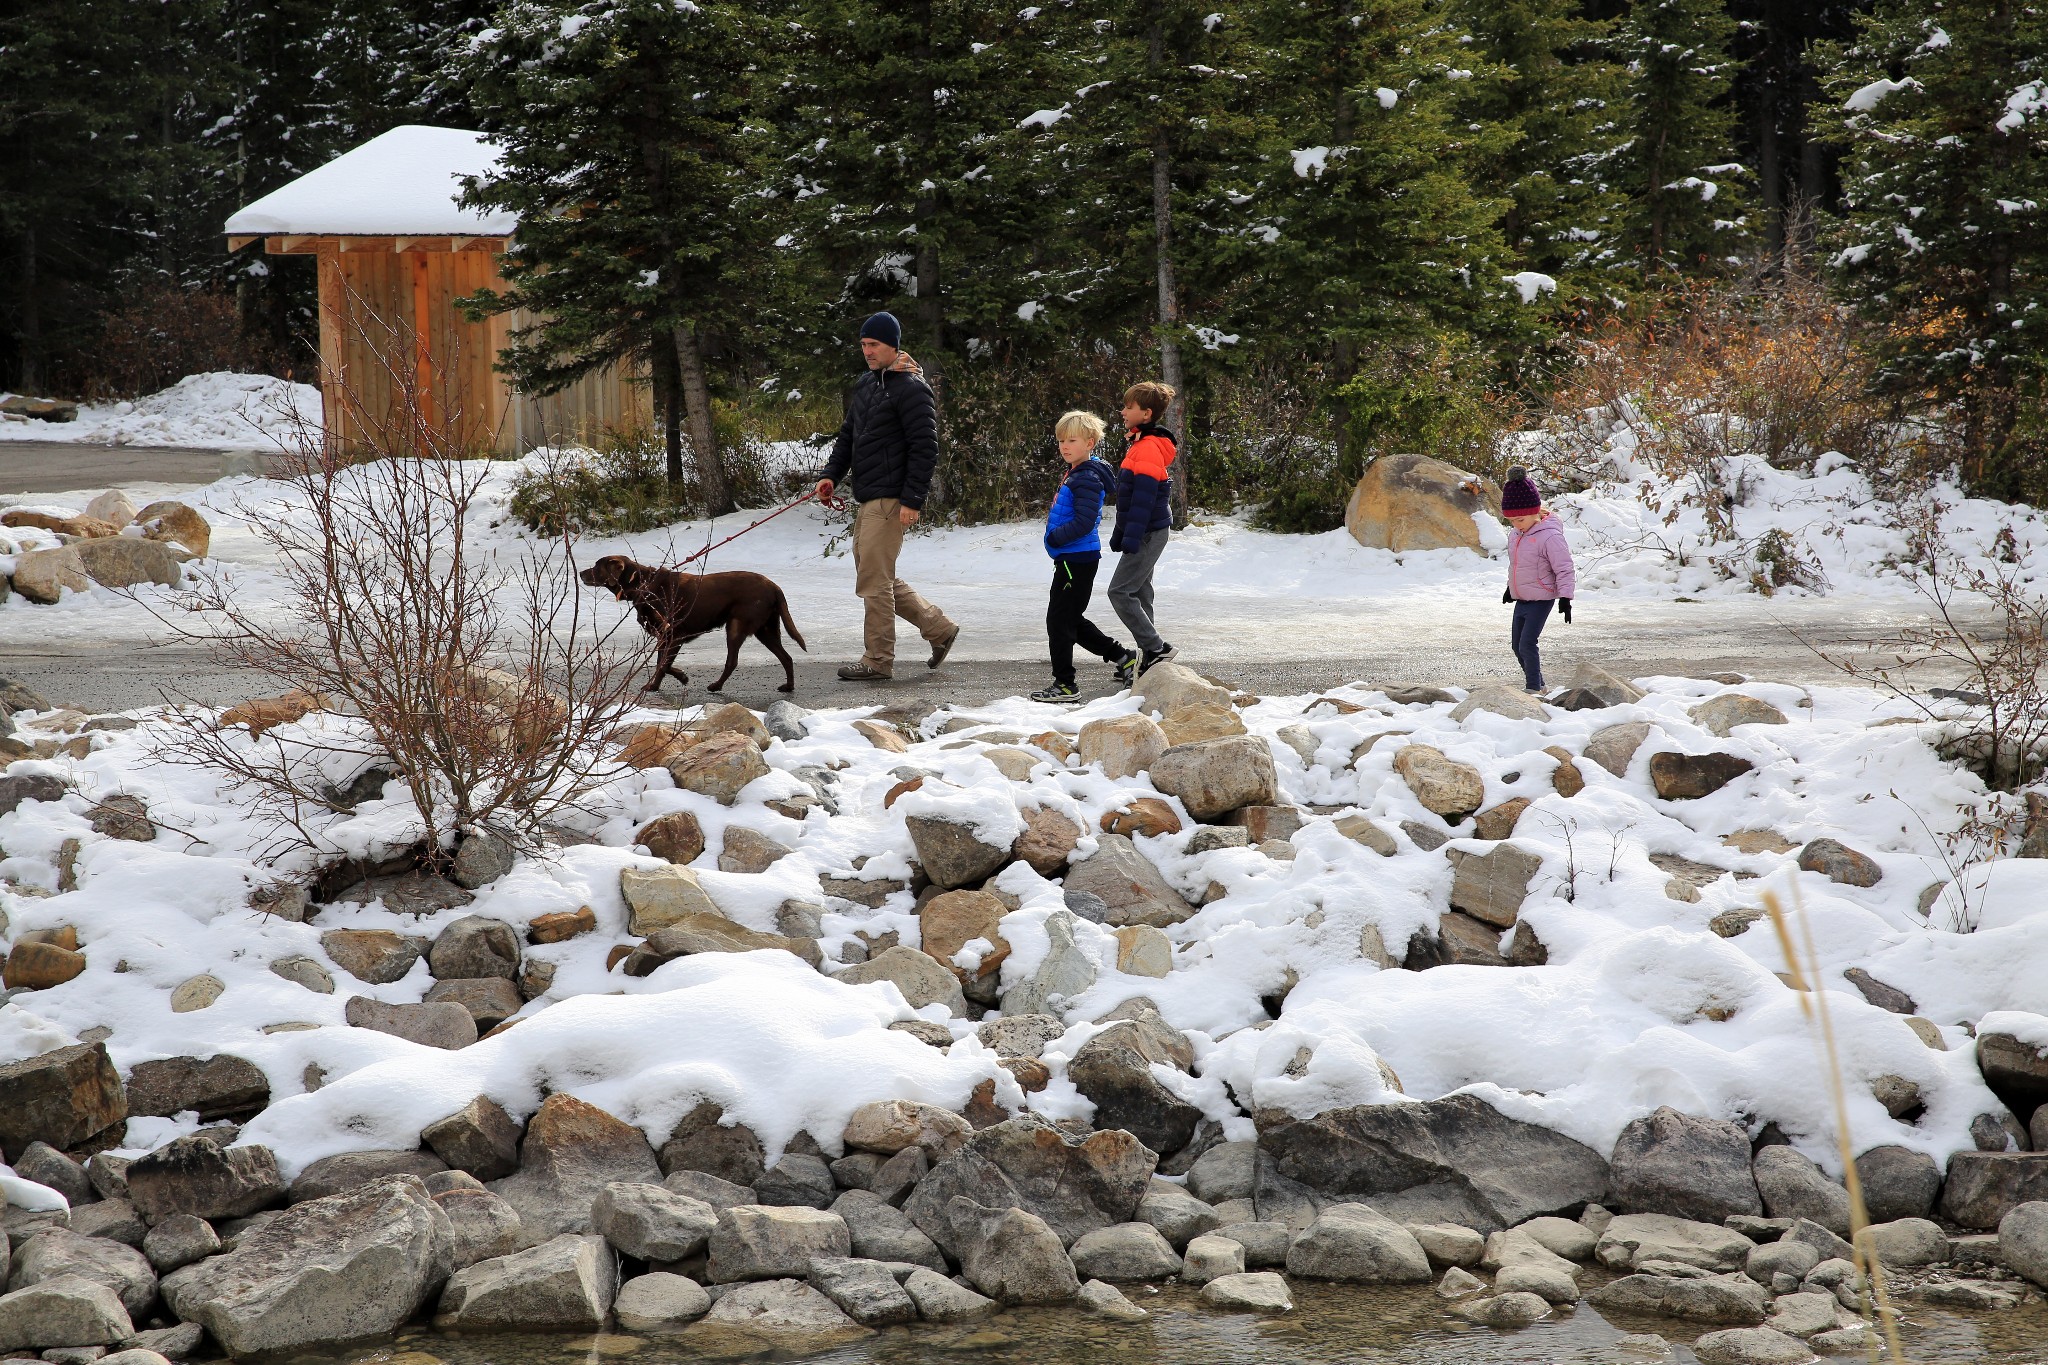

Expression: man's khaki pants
xmin=853 ymin=497 xmax=953 ymax=673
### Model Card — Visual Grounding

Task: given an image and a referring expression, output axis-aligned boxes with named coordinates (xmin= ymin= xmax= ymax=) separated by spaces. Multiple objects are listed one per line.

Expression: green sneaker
xmin=1030 ymin=681 xmax=1084 ymax=704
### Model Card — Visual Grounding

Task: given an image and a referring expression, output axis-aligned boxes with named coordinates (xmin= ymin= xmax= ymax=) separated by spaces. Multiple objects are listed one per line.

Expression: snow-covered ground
xmin=0 ymin=373 xmax=318 ymax=449
xmin=0 ymin=666 xmax=2033 ymax=1189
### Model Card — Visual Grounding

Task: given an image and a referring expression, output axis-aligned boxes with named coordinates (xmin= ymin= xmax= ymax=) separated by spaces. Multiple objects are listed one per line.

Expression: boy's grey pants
xmin=1108 ymin=528 xmax=1170 ymax=654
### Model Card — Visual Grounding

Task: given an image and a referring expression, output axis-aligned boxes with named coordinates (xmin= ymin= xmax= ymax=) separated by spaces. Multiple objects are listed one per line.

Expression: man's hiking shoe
xmin=928 ymin=624 xmax=960 ymax=670
xmin=1138 ymin=643 xmax=1177 ymax=676
xmin=1112 ymin=649 xmax=1140 ymax=686
xmin=1031 ymin=681 xmax=1084 ymax=704
xmin=837 ymin=661 xmax=892 ymax=682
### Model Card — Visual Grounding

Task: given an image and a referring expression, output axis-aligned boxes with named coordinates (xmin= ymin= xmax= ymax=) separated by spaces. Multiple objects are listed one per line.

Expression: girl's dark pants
xmin=1047 ymin=556 xmax=1124 ymax=685
xmin=1511 ymin=598 xmax=1555 ymax=690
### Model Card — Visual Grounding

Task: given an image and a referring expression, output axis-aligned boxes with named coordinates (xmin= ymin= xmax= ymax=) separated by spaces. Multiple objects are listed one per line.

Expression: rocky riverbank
xmin=3 ymin=660 xmax=2048 ymax=1358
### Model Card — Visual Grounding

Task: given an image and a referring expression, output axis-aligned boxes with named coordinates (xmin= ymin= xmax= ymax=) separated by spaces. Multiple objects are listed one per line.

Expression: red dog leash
xmin=676 ymin=486 xmax=845 ymax=569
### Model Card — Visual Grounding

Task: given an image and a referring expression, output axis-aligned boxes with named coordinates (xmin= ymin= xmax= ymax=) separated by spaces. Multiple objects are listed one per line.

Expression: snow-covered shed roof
xmin=224 ymin=125 xmax=516 ymax=238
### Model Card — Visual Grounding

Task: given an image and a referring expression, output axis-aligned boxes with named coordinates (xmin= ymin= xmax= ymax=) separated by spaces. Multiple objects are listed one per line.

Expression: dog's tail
xmin=780 ymin=591 xmax=808 ymax=652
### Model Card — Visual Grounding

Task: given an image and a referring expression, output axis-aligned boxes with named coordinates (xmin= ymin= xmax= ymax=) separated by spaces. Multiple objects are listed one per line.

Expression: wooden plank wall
xmin=315 ymin=245 xmax=644 ymax=458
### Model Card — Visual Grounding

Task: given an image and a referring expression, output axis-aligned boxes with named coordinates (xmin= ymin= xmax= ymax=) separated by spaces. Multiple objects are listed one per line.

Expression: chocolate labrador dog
xmin=580 ymin=555 xmax=806 ymax=693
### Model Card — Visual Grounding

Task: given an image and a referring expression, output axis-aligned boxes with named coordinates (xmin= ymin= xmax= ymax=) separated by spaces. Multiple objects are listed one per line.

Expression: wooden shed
xmin=226 ymin=125 xmax=646 ymax=457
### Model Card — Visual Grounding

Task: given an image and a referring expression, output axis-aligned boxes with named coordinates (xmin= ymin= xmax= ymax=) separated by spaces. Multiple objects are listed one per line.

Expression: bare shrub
xmin=84 ymin=280 xmax=285 ymax=401
xmin=158 ymin=303 xmax=646 ymax=867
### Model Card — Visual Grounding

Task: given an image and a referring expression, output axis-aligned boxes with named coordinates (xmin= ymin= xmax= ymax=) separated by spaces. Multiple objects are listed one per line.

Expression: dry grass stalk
xmin=1762 ymin=886 xmax=1911 ymax=1363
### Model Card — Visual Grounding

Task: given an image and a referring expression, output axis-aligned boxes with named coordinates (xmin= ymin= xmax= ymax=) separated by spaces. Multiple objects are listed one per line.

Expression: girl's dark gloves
xmin=1559 ymin=598 xmax=1573 ymax=623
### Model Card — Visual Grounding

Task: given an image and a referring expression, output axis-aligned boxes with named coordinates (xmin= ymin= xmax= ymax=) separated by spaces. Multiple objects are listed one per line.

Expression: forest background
xmin=2 ymin=0 xmax=2044 ymax=527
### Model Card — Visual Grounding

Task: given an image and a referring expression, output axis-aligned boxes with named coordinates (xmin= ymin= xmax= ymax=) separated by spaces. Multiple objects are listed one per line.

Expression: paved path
xmin=0 ymin=440 xmax=253 ymax=494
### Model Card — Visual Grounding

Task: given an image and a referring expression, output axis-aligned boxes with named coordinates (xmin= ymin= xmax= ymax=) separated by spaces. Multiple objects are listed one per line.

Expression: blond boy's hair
xmin=1123 ymin=381 xmax=1176 ymax=421
xmin=1056 ymin=410 xmax=1106 ymax=443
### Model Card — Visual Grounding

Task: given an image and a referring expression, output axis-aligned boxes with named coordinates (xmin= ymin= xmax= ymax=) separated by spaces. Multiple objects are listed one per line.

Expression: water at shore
xmin=331 ymin=1283 xmax=2048 ymax=1365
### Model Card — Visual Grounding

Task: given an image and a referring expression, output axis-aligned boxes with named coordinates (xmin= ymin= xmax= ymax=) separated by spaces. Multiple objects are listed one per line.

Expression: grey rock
xmin=869 ymin=1147 xmax=927 ymax=1206
xmin=1496 ymin=1262 xmax=1578 ymax=1304
xmin=1182 ymin=1233 xmax=1245 ymax=1285
xmin=901 ymin=1266 xmax=997 ymax=1322
xmin=1797 ymin=838 xmax=1881 ymax=887
xmin=433 ymin=1187 xmax=521 ymax=1269
xmin=1860 ymin=1217 xmax=1948 ymax=1267
xmin=904 ymin=1117 xmax=1156 ymax=1253
xmin=806 ymin=1257 xmax=916 ymax=1327
xmin=342 ymin=997 xmax=476 ymax=1050
xmin=0 ymin=1044 xmax=126 ymax=1164
xmin=1075 ymin=1277 xmax=1148 ymax=1321
xmin=1285 ymin=1203 xmax=1431 ymax=1282
xmin=487 ymin=1093 xmax=662 ymax=1245
xmin=449 ymin=832 xmax=516 ymax=890
xmin=433 ymin=1233 xmax=617 ymax=1331
xmin=1596 ymin=1214 xmax=1756 ymax=1273
xmin=1765 ymin=1289 xmax=1842 ymax=1337
xmin=0 ymin=774 xmax=66 ymax=819
xmin=1977 ymin=1027 xmax=2048 ymax=1117
xmin=84 ymin=1156 xmax=130 ymax=1204
xmin=318 ymin=929 xmax=423 ymax=985
xmin=1410 ymin=1222 xmax=1487 ymax=1269
xmin=1972 ymin=1110 xmax=2029 ymax=1152
xmin=975 ymin=1013 xmax=1066 ymax=1059
xmin=288 ymin=1150 xmax=447 ymax=1204
xmin=1752 ymin=1146 xmax=1851 ymax=1235
xmin=1513 ymin=1215 xmax=1596 ymax=1262
xmin=696 ymin=1278 xmax=866 ymax=1342
xmin=125 ymin=1324 xmax=202 ymax=1361
xmin=1446 ymin=843 xmax=1543 ymax=928
xmin=267 ymin=955 xmax=334 ymax=994
xmin=328 ymin=872 xmax=473 ymax=915
xmin=140 ymin=1216 xmax=218 ymax=1276
xmin=835 ymin=946 xmax=966 ymax=1017
xmin=1186 ymin=1141 xmax=1258 ymax=1205
xmin=1855 ymin=1145 xmax=1941 ymax=1223
xmin=1941 ymin=1151 xmax=2048 ymax=1229
xmin=64 ymin=1203 xmax=143 ymax=1250
xmin=422 ymin=977 xmax=524 ymax=1028
xmin=1214 ymin=1220 xmax=1292 ymax=1269
xmin=1436 ymin=1265 xmax=1488 ymax=1297
xmin=1061 ymin=835 xmax=1192 ymax=929
xmin=999 ymin=910 xmax=1098 ymax=1016
xmin=1842 ymin=967 xmax=1915 ymax=1015
xmin=1608 ymin=1107 xmax=1761 ymax=1222
xmin=1586 ymin=1272 xmax=1769 ymax=1325
xmin=591 ymin=1182 xmax=716 ymax=1262
xmin=763 ymin=700 xmax=811 ymax=743
xmin=123 ymin=1055 xmax=270 ymax=1125
xmin=706 ymin=1206 xmax=850 ymax=1283
xmin=7 ymin=1230 xmax=155 ymax=1317
xmin=1255 ymin=1093 xmax=1610 ymax=1232
xmin=1692 ymin=1326 xmax=1814 ymax=1364
xmin=1199 ymin=1270 xmax=1293 ymax=1312
xmin=904 ymin=814 xmax=1010 ymax=890
xmin=665 ymin=1169 xmax=756 ymax=1213
xmin=2000 ymin=1200 xmax=2048 ymax=1288
xmin=754 ymin=1154 xmax=836 ymax=1210
xmin=1068 ymin=1222 xmax=1181 ymax=1281
xmin=1582 ymin=722 xmax=1652 ymax=777
xmin=126 ymin=1139 xmax=284 ymax=1222
xmin=1151 ymin=735 xmax=1279 ymax=822
xmin=1136 ymin=1183 xmax=1220 ymax=1250
xmin=829 ymin=1191 xmax=945 ymax=1271
xmin=429 ymin=916 xmax=521 ymax=980
xmin=1068 ymin=1022 xmax=1201 ymax=1158
xmin=613 ymin=1271 xmax=711 ymax=1331
xmin=159 ymin=1175 xmax=454 ymax=1356
xmin=1744 ymin=1238 xmax=1819 ymax=1286
xmin=1457 ymin=1290 xmax=1553 ymax=1327
xmin=945 ymin=1199 xmax=1080 ymax=1305
xmin=11 ymin=1145 xmax=93 ymax=1208
xmin=0 ymin=1276 xmax=132 ymax=1351
xmin=1062 ymin=889 xmax=1112 ymax=922
xmin=421 ymin=1094 xmax=523 ymax=1181
xmin=657 ymin=1101 xmax=768 ymax=1186
xmin=425 ymin=1170 xmax=486 ymax=1195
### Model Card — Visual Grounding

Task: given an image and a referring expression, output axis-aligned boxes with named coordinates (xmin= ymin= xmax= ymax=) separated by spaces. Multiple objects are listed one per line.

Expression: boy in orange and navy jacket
xmin=1106 ymin=381 xmax=1178 ymax=676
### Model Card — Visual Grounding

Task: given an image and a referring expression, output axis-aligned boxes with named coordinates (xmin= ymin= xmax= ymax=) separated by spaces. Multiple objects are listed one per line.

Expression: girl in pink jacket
xmin=1500 ymin=466 xmax=1576 ymax=693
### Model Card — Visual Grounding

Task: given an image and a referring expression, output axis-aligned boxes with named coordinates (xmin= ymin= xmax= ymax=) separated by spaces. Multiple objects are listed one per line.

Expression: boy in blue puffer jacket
xmin=1032 ymin=411 xmax=1137 ymax=703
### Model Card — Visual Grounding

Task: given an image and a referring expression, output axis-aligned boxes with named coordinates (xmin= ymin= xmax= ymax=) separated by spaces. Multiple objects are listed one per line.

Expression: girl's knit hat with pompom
xmin=1500 ymin=465 xmax=1541 ymax=515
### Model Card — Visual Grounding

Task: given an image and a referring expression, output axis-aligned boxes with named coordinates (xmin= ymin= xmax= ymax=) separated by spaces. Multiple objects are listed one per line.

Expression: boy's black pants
xmin=1047 ymin=555 xmax=1124 ymax=685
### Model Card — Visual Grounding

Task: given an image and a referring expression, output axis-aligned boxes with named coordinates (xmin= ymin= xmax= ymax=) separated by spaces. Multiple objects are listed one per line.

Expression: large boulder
xmin=1752 ymin=1147 xmax=1851 ymax=1236
xmin=1977 ymin=1026 xmax=2048 ymax=1119
xmin=1285 ymin=1203 xmax=1431 ymax=1282
xmin=1855 ymin=1146 xmax=1941 ymax=1222
xmin=1587 ymin=1273 xmax=1768 ymax=1325
xmin=1060 ymin=833 xmax=1192 ymax=928
xmin=944 ymin=1199 xmax=1081 ymax=1304
xmin=132 ymin=501 xmax=210 ymax=557
xmin=692 ymin=1278 xmax=868 ymax=1345
xmin=1076 ymin=715 xmax=1168 ymax=780
xmin=905 ymin=813 xmax=1012 ymax=890
xmin=0 ymin=1275 xmax=133 ymax=1351
xmin=830 ymin=1190 xmax=946 ymax=1270
xmin=999 ymin=909 xmax=1098 ymax=1016
xmin=7 ymin=1228 xmax=157 ymax=1317
xmin=343 ymin=997 xmax=477 ymax=1050
xmin=1595 ymin=1213 xmax=1755 ymax=1272
xmin=1343 ymin=453 xmax=1500 ymax=554
xmin=421 ymin=1094 xmax=523 ymax=1180
xmin=1392 ymin=745 xmax=1485 ymax=821
xmin=835 ymin=945 xmax=967 ymax=1016
xmin=706 ymin=1206 xmax=851 ymax=1282
xmin=433 ymin=1233 xmax=617 ymax=1331
xmin=127 ymin=1138 xmax=285 ymax=1221
xmin=488 ymin=1094 xmax=662 ymax=1245
xmin=658 ymin=1100 xmax=768 ymax=1185
xmin=0 ymin=1043 xmax=127 ymax=1161
xmin=2000 ymin=1201 xmax=2048 ymax=1289
xmin=1649 ymin=752 xmax=1755 ymax=800
xmin=618 ymin=865 xmax=724 ymax=936
xmin=71 ymin=537 xmax=183 ymax=590
xmin=319 ymin=929 xmax=422 ymax=985
xmin=1940 ymin=1152 xmax=2048 ymax=1229
xmin=806 ymin=1257 xmax=916 ymax=1327
xmin=434 ymin=1187 xmax=522 ymax=1268
xmin=904 ymin=1117 xmax=1157 ymax=1252
xmin=592 ymin=1182 xmax=718 ymax=1262
xmin=12 ymin=547 xmax=90 ymax=604
xmin=159 ymin=1175 xmax=454 ymax=1356
xmin=1068 ymin=1020 xmax=1202 ymax=1158
xmin=1151 ymin=736 xmax=1278 ymax=822
xmin=1608 ymin=1107 xmax=1761 ymax=1221
xmin=289 ymin=1150 xmax=447 ymax=1204
xmin=664 ymin=732 xmax=769 ymax=805
xmin=429 ymin=916 xmax=521 ymax=980
xmin=1446 ymin=843 xmax=1543 ymax=928
xmin=1254 ymin=1093 xmax=1610 ymax=1232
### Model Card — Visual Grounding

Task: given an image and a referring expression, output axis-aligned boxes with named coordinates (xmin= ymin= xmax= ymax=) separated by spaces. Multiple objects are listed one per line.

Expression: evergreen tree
xmin=1816 ymin=0 xmax=2048 ymax=498
xmin=1610 ymin=0 xmax=1748 ymax=279
xmin=461 ymin=0 xmax=787 ymax=510
xmin=1450 ymin=0 xmax=1628 ymax=299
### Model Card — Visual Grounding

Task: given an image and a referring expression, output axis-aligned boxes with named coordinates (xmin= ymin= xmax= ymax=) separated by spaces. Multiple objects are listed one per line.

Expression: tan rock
xmin=635 ymin=811 xmax=706 ymax=864
xmin=219 ymin=689 xmax=327 ymax=738
xmin=3 ymin=941 xmax=87 ymax=990
xmin=1334 ymin=814 xmax=1398 ymax=856
xmin=1544 ymin=746 xmax=1585 ymax=797
xmin=1160 ymin=703 xmax=1246 ymax=746
xmin=1100 ymin=797 xmax=1183 ymax=839
xmin=171 ymin=973 xmax=225 ymax=1012
xmin=1028 ymin=731 xmax=1075 ymax=763
xmin=842 ymin=1099 xmax=972 ymax=1160
xmin=1392 ymin=744 xmax=1485 ymax=819
xmin=1343 ymin=453 xmax=1501 ymax=553
xmin=1472 ymin=798 xmax=1531 ymax=841
xmin=919 ymin=890 xmax=1011 ymax=982
xmin=83 ymin=490 xmax=137 ymax=526
xmin=12 ymin=546 xmax=90 ymax=603
xmin=1077 ymin=714 xmax=1168 ymax=779
xmin=718 ymin=827 xmax=792 ymax=874
xmin=527 ymin=908 xmax=597 ymax=944
xmin=699 ymin=701 xmax=770 ymax=749
xmin=853 ymin=719 xmax=910 ymax=752
xmin=983 ymin=747 xmax=1040 ymax=782
xmin=133 ymin=500 xmax=212 ymax=557
xmin=1114 ymin=925 xmax=1173 ymax=978
xmin=1 ymin=509 xmax=119 ymax=538
xmin=619 ymin=865 xmax=723 ymax=935
xmin=1012 ymin=805 xmax=1083 ymax=876
xmin=1132 ymin=661 xmax=1235 ymax=717
xmin=665 ymin=731 xmax=769 ymax=805
xmin=1723 ymin=829 xmax=1797 ymax=855
xmin=72 ymin=536 xmax=184 ymax=589
xmin=616 ymin=725 xmax=701 ymax=770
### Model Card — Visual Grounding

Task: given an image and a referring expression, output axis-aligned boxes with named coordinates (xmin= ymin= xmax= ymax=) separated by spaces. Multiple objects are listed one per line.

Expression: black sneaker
xmin=1138 ymin=643 xmax=1177 ymax=676
xmin=1030 ymin=681 xmax=1084 ymax=704
xmin=1112 ymin=649 xmax=1139 ymax=686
